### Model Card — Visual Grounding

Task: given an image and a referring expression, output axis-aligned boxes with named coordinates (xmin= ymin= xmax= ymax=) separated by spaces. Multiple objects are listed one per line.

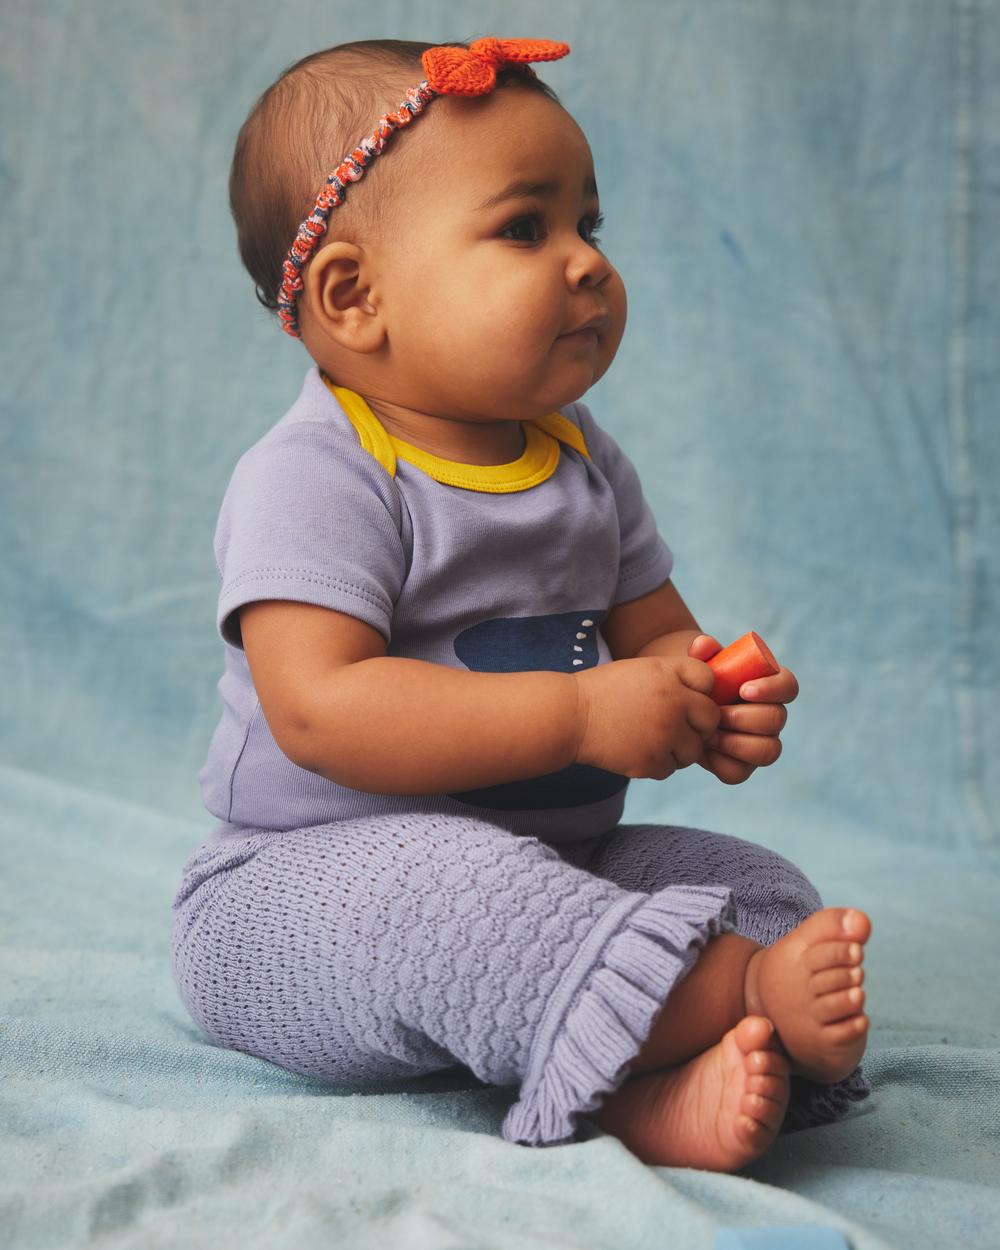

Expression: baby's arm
xmin=240 ymin=600 xmax=581 ymax=794
xmin=241 ymin=595 xmax=721 ymax=792
xmin=601 ymin=579 xmax=702 ymax=662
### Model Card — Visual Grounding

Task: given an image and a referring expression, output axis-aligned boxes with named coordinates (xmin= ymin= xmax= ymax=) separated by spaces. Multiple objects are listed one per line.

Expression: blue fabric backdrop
xmin=2 ymin=2 xmax=998 ymax=1248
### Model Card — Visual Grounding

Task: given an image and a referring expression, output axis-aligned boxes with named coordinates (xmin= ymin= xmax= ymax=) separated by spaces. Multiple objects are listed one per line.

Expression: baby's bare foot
xmin=743 ymin=907 xmax=871 ymax=1084
xmin=590 ymin=1016 xmax=790 ymax=1171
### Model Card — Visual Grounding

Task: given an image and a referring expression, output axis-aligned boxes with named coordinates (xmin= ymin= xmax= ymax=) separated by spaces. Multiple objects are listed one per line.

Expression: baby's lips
xmin=560 ymin=312 xmax=611 ymax=337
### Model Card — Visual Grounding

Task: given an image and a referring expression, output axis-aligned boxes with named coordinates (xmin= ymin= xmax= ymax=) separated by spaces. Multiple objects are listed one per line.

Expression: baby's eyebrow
xmin=474 ymin=174 xmax=599 ymax=212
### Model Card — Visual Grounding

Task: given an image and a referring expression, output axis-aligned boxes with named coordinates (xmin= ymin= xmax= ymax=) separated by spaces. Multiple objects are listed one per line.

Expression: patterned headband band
xmin=275 ymin=37 xmax=571 ymax=337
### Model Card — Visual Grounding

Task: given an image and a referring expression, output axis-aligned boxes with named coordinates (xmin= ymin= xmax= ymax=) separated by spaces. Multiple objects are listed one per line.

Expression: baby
xmin=171 ymin=36 xmax=872 ymax=1172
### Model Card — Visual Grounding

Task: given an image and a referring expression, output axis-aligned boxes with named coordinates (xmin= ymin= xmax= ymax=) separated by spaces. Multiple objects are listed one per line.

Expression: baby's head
xmin=230 ymin=38 xmax=627 ymax=423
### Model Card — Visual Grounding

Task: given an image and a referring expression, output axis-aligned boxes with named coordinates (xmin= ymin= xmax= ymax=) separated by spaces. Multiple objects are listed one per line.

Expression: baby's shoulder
xmin=231 ymin=373 xmax=396 ymax=498
xmin=219 ymin=414 xmax=401 ymax=543
xmin=237 ymin=414 xmax=387 ymax=487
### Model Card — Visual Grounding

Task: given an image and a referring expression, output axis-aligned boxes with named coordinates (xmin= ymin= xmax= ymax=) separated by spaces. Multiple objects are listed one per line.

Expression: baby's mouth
xmin=558 ymin=313 xmax=610 ymax=345
xmin=559 ymin=330 xmax=599 ymax=348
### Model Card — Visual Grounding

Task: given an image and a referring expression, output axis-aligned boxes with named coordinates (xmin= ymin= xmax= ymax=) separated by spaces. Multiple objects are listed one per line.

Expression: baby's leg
xmin=588 ymin=905 xmax=868 ymax=1166
xmin=574 ymin=824 xmax=872 ymax=1128
xmin=627 ymin=906 xmax=870 ymax=1083
xmin=592 ymin=1015 xmax=791 ymax=1170
xmin=170 ymin=814 xmax=740 ymax=1154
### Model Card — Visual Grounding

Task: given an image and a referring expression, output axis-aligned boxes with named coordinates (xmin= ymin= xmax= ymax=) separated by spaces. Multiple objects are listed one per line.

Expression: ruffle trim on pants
xmin=502 ymin=884 xmax=738 ymax=1147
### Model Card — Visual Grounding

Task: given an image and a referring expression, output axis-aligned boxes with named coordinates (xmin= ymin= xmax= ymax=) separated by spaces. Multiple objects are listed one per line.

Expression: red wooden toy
xmin=707 ymin=631 xmax=780 ymax=705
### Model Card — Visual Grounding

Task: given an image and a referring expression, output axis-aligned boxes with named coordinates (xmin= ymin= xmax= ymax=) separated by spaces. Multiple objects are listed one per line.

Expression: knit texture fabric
xmin=171 ymin=816 xmax=870 ymax=1147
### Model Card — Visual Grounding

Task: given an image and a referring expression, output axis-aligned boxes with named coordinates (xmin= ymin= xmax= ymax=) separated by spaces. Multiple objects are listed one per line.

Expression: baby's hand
xmin=688 ymin=634 xmax=799 ymax=786
xmin=573 ymin=654 xmax=721 ymax=781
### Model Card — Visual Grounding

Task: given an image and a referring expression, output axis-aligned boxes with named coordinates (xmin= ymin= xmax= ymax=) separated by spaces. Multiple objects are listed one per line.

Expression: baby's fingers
xmin=718 ymin=701 xmax=788 ymax=737
xmin=705 ymin=730 xmax=782 ymax=767
xmin=676 ymin=656 xmax=716 ymax=697
xmin=688 ymin=634 xmax=723 ymax=662
xmin=686 ymin=691 xmax=723 ymax=739
xmin=739 ymin=665 xmax=799 ymax=704
xmin=699 ymin=749 xmax=756 ymax=786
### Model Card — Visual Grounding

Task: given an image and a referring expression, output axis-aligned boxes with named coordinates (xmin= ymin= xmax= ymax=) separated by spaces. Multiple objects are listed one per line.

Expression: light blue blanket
xmin=2 ymin=2 xmax=998 ymax=1248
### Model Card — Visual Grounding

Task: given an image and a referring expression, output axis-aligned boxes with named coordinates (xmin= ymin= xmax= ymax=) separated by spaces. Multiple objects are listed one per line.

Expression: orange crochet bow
xmin=421 ymin=37 xmax=570 ymax=96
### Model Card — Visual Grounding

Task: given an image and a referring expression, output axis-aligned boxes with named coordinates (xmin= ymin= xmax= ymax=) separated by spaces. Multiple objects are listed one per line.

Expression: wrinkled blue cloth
xmin=1 ymin=1 xmax=999 ymax=1249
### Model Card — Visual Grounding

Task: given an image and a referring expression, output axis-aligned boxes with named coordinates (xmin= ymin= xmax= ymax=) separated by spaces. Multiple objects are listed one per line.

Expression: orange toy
xmin=707 ymin=632 xmax=780 ymax=705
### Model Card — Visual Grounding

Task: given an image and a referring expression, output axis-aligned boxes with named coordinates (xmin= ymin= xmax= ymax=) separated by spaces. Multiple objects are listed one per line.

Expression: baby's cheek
xmin=606 ymin=274 xmax=628 ymax=338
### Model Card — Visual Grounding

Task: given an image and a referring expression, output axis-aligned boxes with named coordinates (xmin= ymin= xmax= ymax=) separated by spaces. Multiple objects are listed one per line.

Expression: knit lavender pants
xmin=170 ymin=817 xmax=869 ymax=1147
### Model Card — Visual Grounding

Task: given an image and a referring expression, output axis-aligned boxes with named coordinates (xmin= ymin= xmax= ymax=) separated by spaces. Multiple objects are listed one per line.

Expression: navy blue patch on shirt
xmin=453 ymin=610 xmax=607 ymax=674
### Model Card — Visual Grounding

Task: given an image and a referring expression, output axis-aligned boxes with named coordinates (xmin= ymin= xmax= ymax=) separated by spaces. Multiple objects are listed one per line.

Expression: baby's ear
xmin=301 ymin=241 xmax=386 ymax=353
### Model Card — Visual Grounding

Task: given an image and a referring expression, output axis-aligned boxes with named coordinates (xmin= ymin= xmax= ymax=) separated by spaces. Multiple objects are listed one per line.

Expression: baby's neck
xmin=359 ymin=392 xmax=527 ymax=466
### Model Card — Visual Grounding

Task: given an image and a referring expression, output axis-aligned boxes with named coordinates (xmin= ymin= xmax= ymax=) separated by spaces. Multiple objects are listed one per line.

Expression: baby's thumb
xmin=688 ymin=633 xmax=722 ymax=661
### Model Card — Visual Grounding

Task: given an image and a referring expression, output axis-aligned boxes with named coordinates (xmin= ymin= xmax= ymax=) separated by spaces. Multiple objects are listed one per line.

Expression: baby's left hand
xmin=687 ymin=634 xmax=799 ymax=785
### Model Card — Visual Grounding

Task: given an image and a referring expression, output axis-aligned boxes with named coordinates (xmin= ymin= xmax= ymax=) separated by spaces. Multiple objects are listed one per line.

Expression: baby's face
xmin=370 ymin=87 xmax=627 ymax=422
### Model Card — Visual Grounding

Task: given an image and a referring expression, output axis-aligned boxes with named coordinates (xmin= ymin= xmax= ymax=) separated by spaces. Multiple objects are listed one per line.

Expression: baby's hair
xmin=229 ymin=38 xmax=562 ymax=319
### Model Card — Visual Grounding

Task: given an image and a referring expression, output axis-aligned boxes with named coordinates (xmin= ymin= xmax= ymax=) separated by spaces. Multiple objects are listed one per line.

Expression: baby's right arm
xmin=240 ymin=601 xmax=720 ymax=794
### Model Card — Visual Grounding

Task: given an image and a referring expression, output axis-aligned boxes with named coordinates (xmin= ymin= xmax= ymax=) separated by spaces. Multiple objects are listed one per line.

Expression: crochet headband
xmin=276 ymin=37 xmax=571 ymax=338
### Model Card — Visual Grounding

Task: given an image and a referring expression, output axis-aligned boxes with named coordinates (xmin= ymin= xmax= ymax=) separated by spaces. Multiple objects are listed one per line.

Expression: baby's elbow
xmin=258 ymin=697 xmax=316 ymax=773
xmin=267 ymin=690 xmax=360 ymax=787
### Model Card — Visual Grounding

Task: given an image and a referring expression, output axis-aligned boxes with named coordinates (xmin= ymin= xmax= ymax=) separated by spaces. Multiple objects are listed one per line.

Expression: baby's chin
xmin=551 ymin=353 xmax=617 ymax=405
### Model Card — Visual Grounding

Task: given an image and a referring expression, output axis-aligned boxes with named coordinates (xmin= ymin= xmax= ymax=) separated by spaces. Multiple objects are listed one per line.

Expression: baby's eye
xmin=582 ymin=211 xmax=605 ymax=245
xmin=500 ymin=210 xmax=606 ymax=246
xmin=501 ymin=214 xmax=544 ymax=244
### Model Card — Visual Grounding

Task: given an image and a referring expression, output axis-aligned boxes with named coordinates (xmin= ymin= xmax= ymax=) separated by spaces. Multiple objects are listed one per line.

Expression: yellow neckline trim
xmin=320 ymin=373 xmax=589 ymax=493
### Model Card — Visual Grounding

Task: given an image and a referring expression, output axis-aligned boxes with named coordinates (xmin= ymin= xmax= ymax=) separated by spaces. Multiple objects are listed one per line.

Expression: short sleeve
xmin=212 ymin=423 xmax=407 ymax=649
xmin=572 ymin=401 xmax=674 ymax=605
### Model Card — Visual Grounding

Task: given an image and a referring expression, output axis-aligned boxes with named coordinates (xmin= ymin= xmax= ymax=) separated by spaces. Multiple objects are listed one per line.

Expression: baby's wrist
xmin=635 ymin=629 xmax=702 ymax=661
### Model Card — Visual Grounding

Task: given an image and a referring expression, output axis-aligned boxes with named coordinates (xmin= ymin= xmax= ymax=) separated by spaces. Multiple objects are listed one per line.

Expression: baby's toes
xmin=811 ymin=965 xmax=864 ymax=995
xmin=734 ymin=1111 xmax=778 ymax=1154
xmin=746 ymin=1072 xmax=788 ymax=1106
xmin=747 ymin=1047 xmax=787 ymax=1078
xmin=739 ymin=1085 xmax=787 ymax=1135
xmin=841 ymin=908 xmax=872 ymax=944
xmin=813 ymin=986 xmax=866 ymax=1024
xmin=822 ymin=1012 xmax=870 ymax=1047
xmin=739 ymin=1033 xmax=790 ymax=1136
xmin=804 ymin=938 xmax=865 ymax=976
